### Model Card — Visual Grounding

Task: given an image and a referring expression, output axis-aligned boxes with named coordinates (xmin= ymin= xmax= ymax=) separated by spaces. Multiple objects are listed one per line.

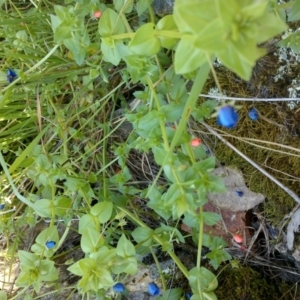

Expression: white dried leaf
xmin=287 ymin=208 xmax=300 ymax=250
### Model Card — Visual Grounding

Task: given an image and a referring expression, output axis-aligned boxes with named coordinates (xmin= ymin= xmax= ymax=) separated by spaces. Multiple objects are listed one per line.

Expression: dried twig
xmin=199 ymin=94 xmax=300 ymax=102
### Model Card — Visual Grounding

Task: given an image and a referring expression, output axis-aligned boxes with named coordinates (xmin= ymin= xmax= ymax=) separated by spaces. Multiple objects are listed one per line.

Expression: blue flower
xmin=0 ymin=204 xmax=4 ymax=210
xmin=235 ymin=190 xmax=244 ymax=197
xmin=45 ymin=241 xmax=56 ymax=249
xmin=148 ymin=282 xmax=160 ymax=296
xmin=217 ymin=105 xmax=239 ymax=128
xmin=186 ymin=292 xmax=192 ymax=299
xmin=7 ymin=69 xmax=17 ymax=83
xmin=248 ymin=108 xmax=259 ymax=120
xmin=113 ymin=283 xmax=125 ymax=293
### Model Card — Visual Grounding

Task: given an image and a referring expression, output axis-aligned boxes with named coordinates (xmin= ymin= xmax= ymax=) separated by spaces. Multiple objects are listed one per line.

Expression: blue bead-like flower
xmin=248 ymin=108 xmax=259 ymax=120
xmin=217 ymin=105 xmax=239 ymax=128
xmin=235 ymin=190 xmax=244 ymax=197
xmin=113 ymin=283 xmax=125 ymax=293
xmin=186 ymin=292 xmax=192 ymax=299
xmin=7 ymin=69 xmax=17 ymax=83
xmin=148 ymin=282 xmax=160 ymax=296
xmin=45 ymin=241 xmax=56 ymax=249
xmin=0 ymin=204 xmax=4 ymax=210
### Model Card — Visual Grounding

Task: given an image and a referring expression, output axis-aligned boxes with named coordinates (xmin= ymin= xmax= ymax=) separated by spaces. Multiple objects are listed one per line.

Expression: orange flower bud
xmin=190 ymin=138 xmax=201 ymax=147
xmin=94 ymin=11 xmax=102 ymax=18
xmin=233 ymin=234 xmax=243 ymax=243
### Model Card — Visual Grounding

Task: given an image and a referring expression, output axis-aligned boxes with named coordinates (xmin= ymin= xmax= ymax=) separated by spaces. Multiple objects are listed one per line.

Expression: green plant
xmin=0 ymin=0 xmax=292 ymax=299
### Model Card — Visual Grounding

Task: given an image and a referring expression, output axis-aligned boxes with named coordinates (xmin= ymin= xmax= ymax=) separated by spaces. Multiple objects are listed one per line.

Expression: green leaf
xmin=256 ymin=12 xmax=287 ymax=43
xmin=131 ymin=227 xmax=154 ymax=246
xmin=193 ymin=157 xmax=216 ymax=173
xmin=112 ymin=255 xmax=137 ymax=274
xmin=90 ymin=202 xmax=113 ymax=223
xmin=153 ymin=146 xmax=176 ymax=166
xmin=98 ymin=8 xmax=125 ymax=37
xmin=202 ymin=292 xmax=218 ymax=300
xmin=183 ymin=211 xmax=200 ymax=228
xmin=54 ymin=22 xmax=73 ymax=42
xmin=15 ymin=30 xmax=27 ymax=41
xmin=174 ymin=0 xmax=217 ymax=34
xmin=39 ymin=260 xmax=58 ymax=281
xmin=35 ymin=226 xmax=59 ymax=247
xmin=156 ymin=223 xmax=185 ymax=243
xmin=210 ymin=236 xmax=228 ymax=250
xmin=206 ymin=248 xmax=232 ymax=270
xmin=79 ymin=257 xmax=97 ymax=274
xmin=64 ymin=176 xmax=87 ymax=192
xmin=163 ymin=164 xmax=177 ymax=183
xmin=164 ymin=183 xmax=182 ymax=204
xmin=68 ymin=256 xmax=114 ymax=292
xmin=81 ymin=228 xmax=105 ymax=253
xmin=16 ymin=270 xmax=38 ymax=289
xmin=54 ymin=5 xmax=69 ymax=20
xmin=34 ymin=199 xmax=51 ymax=218
xmin=206 ymin=174 xmax=226 ymax=193
xmin=90 ymin=246 xmax=117 ymax=267
xmin=18 ymin=251 xmax=39 ymax=268
xmin=64 ymin=32 xmax=90 ymax=65
xmin=54 ymin=196 xmax=72 ymax=216
xmin=193 ymin=20 xmax=224 ymax=52
xmin=0 ymin=291 xmax=7 ymax=300
xmin=136 ymin=0 xmax=152 ymax=15
xmin=160 ymin=102 xmax=185 ymax=122
xmin=241 ymin=1 xmax=268 ymax=19
xmin=189 ymin=266 xmax=218 ymax=293
xmin=78 ymin=213 xmax=100 ymax=234
xmin=114 ymin=0 xmax=133 ymax=13
xmin=136 ymin=110 xmax=160 ymax=138
xmin=218 ymin=41 xmax=264 ymax=81
xmin=192 ymin=99 xmax=217 ymax=122
xmin=202 ymin=212 xmax=221 ymax=226
xmin=156 ymin=15 xmax=179 ymax=49
xmin=117 ymin=234 xmax=135 ymax=257
xmin=163 ymin=288 xmax=183 ymax=300
xmin=31 ymin=226 xmax=59 ymax=257
xmin=277 ymin=31 xmax=300 ymax=53
xmin=67 ymin=260 xmax=84 ymax=276
xmin=174 ymin=36 xmax=207 ymax=74
xmin=124 ymin=55 xmax=158 ymax=83
xmin=173 ymin=193 xmax=192 ymax=218
xmin=288 ymin=0 xmax=300 ymax=21
xmin=147 ymin=187 xmax=172 ymax=221
xmin=101 ymin=38 xmax=124 ymax=66
xmin=202 ymin=233 xmax=213 ymax=248
xmin=129 ymin=23 xmax=161 ymax=56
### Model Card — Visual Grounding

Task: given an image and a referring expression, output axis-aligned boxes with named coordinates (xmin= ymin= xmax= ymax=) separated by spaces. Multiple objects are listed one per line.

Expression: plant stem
xmin=117 ymin=206 xmax=189 ymax=278
xmin=150 ymin=246 xmax=167 ymax=291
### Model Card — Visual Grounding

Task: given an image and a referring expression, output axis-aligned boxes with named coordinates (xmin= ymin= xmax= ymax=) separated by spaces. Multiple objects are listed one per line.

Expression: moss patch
xmin=216 ymin=263 xmax=298 ymax=300
xmin=193 ymin=44 xmax=300 ymax=224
